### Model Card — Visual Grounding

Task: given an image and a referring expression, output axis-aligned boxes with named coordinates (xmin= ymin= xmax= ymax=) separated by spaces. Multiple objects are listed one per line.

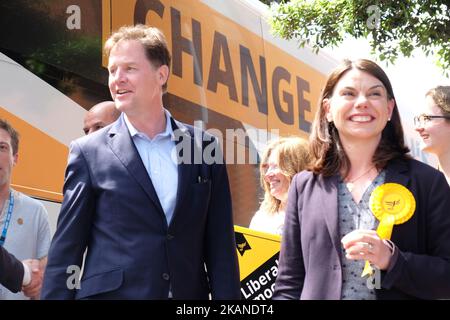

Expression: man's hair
xmin=104 ymin=24 xmax=171 ymax=93
xmin=0 ymin=119 xmax=19 ymax=155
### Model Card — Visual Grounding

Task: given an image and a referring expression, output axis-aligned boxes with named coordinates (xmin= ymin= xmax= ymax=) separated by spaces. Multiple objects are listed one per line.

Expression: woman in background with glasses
xmin=414 ymin=86 xmax=450 ymax=184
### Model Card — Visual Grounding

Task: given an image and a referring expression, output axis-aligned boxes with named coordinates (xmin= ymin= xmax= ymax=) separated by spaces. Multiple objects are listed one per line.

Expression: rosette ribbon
xmin=362 ymin=183 xmax=416 ymax=277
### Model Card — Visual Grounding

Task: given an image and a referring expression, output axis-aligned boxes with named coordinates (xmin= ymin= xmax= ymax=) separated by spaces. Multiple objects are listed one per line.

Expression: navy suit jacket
xmin=41 ymin=115 xmax=240 ymax=299
xmin=273 ymin=158 xmax=450 ymax=300
xmin=0 ymin=246 xmax=24 ymax=293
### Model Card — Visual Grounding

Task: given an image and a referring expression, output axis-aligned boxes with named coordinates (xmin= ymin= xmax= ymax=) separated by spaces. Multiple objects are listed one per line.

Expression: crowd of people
xmin=1 ymin=24 xmax=449 ymax=300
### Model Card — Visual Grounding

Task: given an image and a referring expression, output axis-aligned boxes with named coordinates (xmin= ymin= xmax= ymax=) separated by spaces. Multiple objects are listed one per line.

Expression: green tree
xmin=265 ymin=0 xmax=450 ymax=74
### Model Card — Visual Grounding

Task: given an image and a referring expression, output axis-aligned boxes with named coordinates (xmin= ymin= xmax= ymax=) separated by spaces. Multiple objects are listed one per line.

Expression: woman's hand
xmin=341 ymin=229 xmax=394 ymax=270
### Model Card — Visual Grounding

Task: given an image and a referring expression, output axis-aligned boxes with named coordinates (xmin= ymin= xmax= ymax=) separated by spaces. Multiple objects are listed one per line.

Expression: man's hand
xmin=21 ymin=259 xmax=44 ymax=299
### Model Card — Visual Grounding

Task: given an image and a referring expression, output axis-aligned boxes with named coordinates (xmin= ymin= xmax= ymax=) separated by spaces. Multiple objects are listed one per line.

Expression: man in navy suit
xmin=0 ymin=246 xmax=24 ymax=292
xmin=41 ymin=25 xmax=240 ymax=299
xmin=0 ymin=243 xmax=42 ymax=295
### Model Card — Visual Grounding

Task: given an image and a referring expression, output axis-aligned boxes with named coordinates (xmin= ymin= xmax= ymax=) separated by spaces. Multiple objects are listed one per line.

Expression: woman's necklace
xmin=345 ymin=166 xmax=375 ymax=192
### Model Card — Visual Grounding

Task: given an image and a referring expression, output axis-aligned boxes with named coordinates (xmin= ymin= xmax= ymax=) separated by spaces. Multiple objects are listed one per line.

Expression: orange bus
xmin=0 ymin=0 xmax=337 ymax=233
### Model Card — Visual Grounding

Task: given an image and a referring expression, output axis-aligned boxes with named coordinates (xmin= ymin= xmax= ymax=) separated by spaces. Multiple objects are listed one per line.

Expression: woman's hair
xmin=259 ymin=137 xmax=311 ymax=214
xmin=426 ymin=86 xmax=450 ymax=119
xmin=309 ymin=59 xmax=410 ymax=177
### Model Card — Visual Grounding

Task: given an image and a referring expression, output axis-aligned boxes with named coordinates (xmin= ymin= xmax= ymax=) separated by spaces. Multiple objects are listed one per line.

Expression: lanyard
xmin=0 ymin=191 xmax=14 ymax=247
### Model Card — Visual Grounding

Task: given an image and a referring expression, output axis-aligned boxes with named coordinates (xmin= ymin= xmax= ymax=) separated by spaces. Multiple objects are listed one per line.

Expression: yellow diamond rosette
xmin=361 ymin=183 xmax=416 ymax=277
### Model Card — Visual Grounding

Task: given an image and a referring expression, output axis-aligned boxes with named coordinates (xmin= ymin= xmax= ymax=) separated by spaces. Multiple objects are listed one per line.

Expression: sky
xmin=323 ymin=37 xmax=450 ymax=166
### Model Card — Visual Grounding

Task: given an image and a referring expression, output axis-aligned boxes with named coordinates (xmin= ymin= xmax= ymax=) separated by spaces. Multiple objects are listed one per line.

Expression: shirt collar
xmin=123 ymin=108 xmax=174 ymax=140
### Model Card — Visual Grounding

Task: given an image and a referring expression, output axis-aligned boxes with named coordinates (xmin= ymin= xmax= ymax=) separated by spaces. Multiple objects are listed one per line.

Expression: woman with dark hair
xmin=415 ymin=86 xmax=450 ymax=184
xmin=273 ymin=59 xmax=450 ymax=300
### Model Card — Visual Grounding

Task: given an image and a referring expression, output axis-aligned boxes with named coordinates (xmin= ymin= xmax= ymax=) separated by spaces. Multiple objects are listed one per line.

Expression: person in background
xmin=83 ymin=101 xmax=121 ymax=135
xmin=0 ymin=119 xmax=50 ymax=299
xmin=273 ymin=59 xmax=450 ymax=300
xmin=250 ymin=137 xmax=310 ymax=235
xmin=42 ymin=25 xmax=240 ymax=300
xmin=414 ymin=86 xmax=450 ymax=184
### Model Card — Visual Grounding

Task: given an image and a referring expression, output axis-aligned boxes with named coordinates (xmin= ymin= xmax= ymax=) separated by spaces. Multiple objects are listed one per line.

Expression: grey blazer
xmin=273 ymin=158 xmax=450 ymax=300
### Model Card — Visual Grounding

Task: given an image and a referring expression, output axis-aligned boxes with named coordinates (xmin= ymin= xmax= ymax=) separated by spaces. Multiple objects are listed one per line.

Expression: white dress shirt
xmin=124 ymin=109 xmax=178 ymax=225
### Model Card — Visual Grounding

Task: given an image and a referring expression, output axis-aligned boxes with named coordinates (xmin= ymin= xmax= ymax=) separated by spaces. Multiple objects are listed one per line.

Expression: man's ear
xmin=13 ymin=153 xmax=18 ymax=166
xmin=158 ymin=65 xmax=169 ymax=85
xmin=323 ymin=98 xmax=333 ymax=122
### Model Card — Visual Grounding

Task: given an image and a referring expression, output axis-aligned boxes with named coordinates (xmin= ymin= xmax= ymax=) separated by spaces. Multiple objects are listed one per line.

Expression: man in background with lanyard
xmin=0 ymin=119 xmax=50 ymax=299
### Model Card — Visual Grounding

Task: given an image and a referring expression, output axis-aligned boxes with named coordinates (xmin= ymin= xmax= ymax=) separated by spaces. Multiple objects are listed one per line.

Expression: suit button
xmin=162 ymin=273 xmax=170 ymax=281
xmin=167 ymin=234 xmax=174 ymax=240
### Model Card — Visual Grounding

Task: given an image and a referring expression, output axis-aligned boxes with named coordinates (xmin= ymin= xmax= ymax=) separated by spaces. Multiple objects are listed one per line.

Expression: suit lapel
xmin=385 ymin=159 xmax=410 ymax=186
xmin=107 ymin=117 xmax=165 ymax=215
xmin=383 ymin=159 xmax=411 ymax=244
xmin=169 ymin=118 xmax=194 ymax=225
xmin=320 ymin=175 xmax=342 ymax=255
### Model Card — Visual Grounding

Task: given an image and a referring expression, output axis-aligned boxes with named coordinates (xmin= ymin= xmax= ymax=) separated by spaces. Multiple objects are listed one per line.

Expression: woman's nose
xmin=355 ymin=93 xmax=368 ymax=108
xmin=265 ymin=168 xmax=274 ymax=179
